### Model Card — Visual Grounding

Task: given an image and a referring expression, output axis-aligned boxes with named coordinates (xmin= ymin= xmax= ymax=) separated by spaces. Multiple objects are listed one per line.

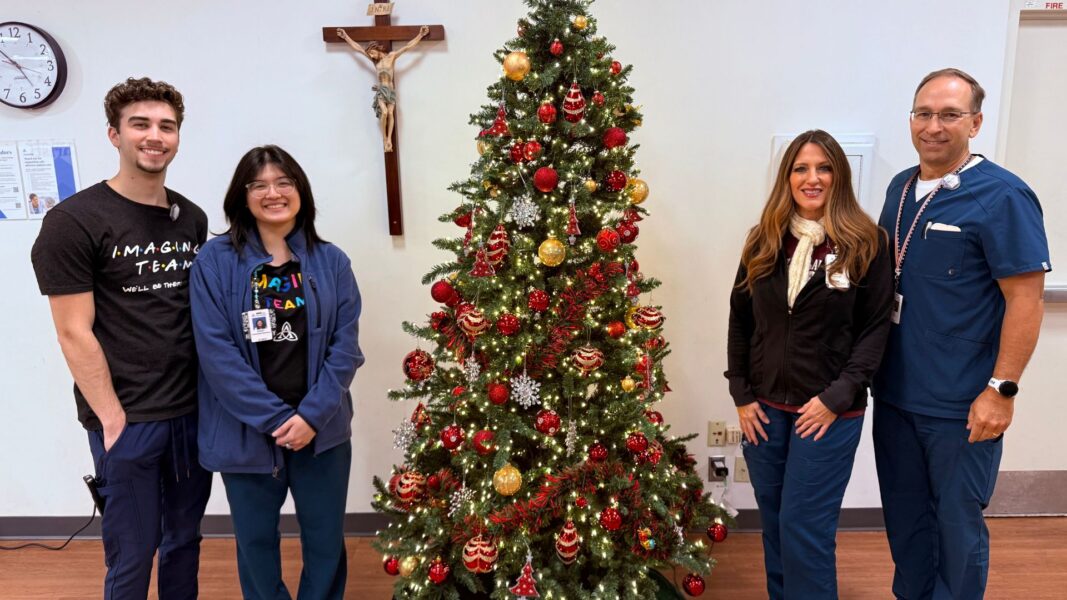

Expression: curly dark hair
xmin=104 ymin=77 xmax=185 ymax=130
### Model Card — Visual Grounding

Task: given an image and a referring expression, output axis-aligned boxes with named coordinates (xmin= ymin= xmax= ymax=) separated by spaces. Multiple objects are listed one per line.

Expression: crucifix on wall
xmin=323 ymin=1 xmax=444 ymax=236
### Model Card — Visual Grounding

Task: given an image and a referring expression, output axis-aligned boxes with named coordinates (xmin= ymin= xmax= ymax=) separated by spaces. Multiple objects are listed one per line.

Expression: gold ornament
xmin=477 ymin=139 xmax=488 ymax=156
xmin=538 ymin=236 xmax=566 ymax=267
xmin=628 ymin=179 xmax=649 ymax=204
xmin=482 ymin=180 xmax=493 ymax=190
xmin=584 ymin=179 xmax=598 ymax=193
xmin=494 ymin=463 xmax=522 ymax=496
xmin=573 ymin=15 xmax=588 ymax=30
xmin=489 ymin=186 xmax=501 ymax=198
xmin=621 ymin=376 xmax=637 ymax=392
xmin=503 ymin=51 xmax=532 ymax=81
xmin=399 ymin=556 xmax=419 ymax=577
xmin=625 ymin=305 xmax=640 ymax=329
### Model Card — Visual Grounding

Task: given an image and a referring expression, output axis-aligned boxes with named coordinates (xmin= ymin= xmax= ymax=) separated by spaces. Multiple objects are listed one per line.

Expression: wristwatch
xmin=988 ymin=377 xmax=1019 ymax=398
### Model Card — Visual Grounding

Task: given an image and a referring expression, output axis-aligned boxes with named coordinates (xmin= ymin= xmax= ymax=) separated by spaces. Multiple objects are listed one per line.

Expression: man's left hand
xmin=967 ymin=387 xmax=1014 ymax=443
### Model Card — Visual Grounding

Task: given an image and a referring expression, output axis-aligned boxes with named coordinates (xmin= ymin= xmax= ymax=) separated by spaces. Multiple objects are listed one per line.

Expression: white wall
xmin=1 ymin=0 xmax=1045 ymax=518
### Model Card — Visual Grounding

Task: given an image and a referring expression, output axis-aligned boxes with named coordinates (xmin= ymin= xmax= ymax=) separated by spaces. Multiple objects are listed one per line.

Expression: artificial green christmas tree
xmin=372 ymin=1 xmax=730 ymax=597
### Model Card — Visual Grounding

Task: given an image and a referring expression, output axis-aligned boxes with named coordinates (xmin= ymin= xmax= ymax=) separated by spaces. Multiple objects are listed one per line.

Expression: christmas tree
xmin=372 ymin=1 xmax=730 ymax=597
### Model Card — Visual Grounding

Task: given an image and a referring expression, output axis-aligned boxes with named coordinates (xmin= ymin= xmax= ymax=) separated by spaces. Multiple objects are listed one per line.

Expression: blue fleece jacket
xmin=190 ymin=229 xmax=364 ymax=474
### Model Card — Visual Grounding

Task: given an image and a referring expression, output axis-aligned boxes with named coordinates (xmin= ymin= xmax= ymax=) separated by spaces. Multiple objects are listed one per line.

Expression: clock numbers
xmin=0 ymin=22 xmax=67 ymax=108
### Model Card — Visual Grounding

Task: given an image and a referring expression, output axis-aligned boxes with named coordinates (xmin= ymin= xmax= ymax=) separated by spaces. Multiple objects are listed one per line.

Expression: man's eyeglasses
xmin=910 ymin=111 xmax=977 ymax=123
xmin=246 ymin=178 xmax=296 ymax=198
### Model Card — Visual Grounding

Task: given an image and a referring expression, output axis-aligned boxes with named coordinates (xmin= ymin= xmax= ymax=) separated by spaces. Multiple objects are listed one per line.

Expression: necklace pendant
xmin=941 ymin=172 xmax=961 ymax=190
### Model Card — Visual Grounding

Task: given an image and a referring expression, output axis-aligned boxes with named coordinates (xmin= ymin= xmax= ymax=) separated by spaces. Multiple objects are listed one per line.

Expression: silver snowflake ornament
xmin=510 ymin=372 xmax=542 ymax=408
xmin=675 ymin=525 xmax=685 ymax=544
xmin=463 ymin=356 xmax=482 ymax=382
xmin=506 ymin=196 xmax=541 ymax=229
xmin=392 ymin=419 xmax=417 ymax=452
xmin=449 ymin=486 xmax=474 ymax=518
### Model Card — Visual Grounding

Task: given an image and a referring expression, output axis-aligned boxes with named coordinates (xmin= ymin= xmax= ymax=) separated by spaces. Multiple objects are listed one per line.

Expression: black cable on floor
xmin=0 ymin=506 xmax=97 ymax=551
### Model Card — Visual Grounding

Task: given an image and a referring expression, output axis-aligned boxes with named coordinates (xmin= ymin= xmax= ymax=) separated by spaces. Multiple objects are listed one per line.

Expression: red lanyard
xmin=892 ymin=155 xmax=973 ymax=285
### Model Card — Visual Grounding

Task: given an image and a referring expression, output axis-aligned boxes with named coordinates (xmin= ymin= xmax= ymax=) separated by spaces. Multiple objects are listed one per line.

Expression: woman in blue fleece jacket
xmin=190 ymin=145 xmax=364 ymax=600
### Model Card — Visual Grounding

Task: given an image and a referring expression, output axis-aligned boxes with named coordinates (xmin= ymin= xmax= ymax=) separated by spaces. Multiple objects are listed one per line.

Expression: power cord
xmin=0 ymin=506 xmax=98 ymax=551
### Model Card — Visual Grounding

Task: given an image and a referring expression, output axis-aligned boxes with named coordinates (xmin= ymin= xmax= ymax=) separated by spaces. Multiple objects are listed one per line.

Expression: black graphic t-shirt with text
xmin=254 ymin=261 xmax=308 ymax=408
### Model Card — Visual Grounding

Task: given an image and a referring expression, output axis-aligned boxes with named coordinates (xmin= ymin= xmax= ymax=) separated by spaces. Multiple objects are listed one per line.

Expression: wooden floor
xmin=1 ymin=518 xmax=1064 ymax=598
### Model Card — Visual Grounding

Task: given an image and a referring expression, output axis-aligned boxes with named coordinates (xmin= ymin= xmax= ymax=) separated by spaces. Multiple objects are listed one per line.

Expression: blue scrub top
xmin=873 ymin=157 xmax=1050 ymax=419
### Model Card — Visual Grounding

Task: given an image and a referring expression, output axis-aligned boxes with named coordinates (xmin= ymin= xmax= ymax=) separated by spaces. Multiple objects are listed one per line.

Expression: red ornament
xmin=683 ymin=573 xmax=706 ymax=596
xmin=563 ymin=82 xmax=586 ymax=122
xmin=629 ymin=259 xmax=641 ymax=272
xmin=427 ymin=473 xmax=442 ymax=491
xmin=605 ymin=170 xmax=627 ymax=191
xmin=538 ymin=102 xmax=557 ymax=124
xmin=634 ymin=354 xmax=651 ymax=374
xmin=599 ymin=507 xmax=623 ymax=531
xmin=626 ymin=432 xmax=649 ymax=453
xmin=440 ymin=424 xmax=465 ymax=450
xmin=576 ymin=496 xmax=589 ymax=508
xmin=533 ymin=166 xmax=559 ymax=192
xmin=606 ymin=321 xmax=626 ymax=338
xmin=395 ymin=471 xmax=426 ymax=503
xmin=572 ymin=345 xmax=605 ymax=374
xmin=429 ymin=311 xmax=449 ymax=332
xmin=706 ymin=522 xmax=728 ymax=543
xmin=566 ymin=201 xmax=581 ymax=242
xmin=610 ymin=60 xmax=622 ymax=75
xmin=549 ymin=38 xmax=564 ymax=56
xmin=497 ymin=313 xmax=520 ymax=336
xmin=457 ymin=305 xmax=490 ymax=338
xmin=472 ymin=429 xmax=496 ymax=455
xmin=641 ymin=441 xmax=664 ymax=466
xmin=462 ymin=535 xmax=499 ymax=573
xmin=428 ymin=557 xmax=451 ymax=585
xmin=595 ymin=228 xmax=620 ymax=253
xmin=555 ymin=521 xmax=580 ymax=564
xmin=454 ymin=211 xmax=471 ymax=227
xmin=383 ymin=556 xmax=400 ymax=576
xmin=588 ymin=443 xmax=608 ymax=463
xmin=626 ymin=282 xmax=641 ymax=298
xmin=535 ymin=409 xmax=561 ymax=436
xmin=488 ymin=382 xmax=509 ymax=405
xmin=411 ymin=402 xmax=431 ymax=430
xmin=490 ymin=106 xmax=510 ymax=136
xmin=592 ymin=91 xmax=605 ymax=107
xmin=616 ymin=221 xmax=639 ymax=243
xmin=523 ymin=140 xmax=542 ymax=161
xmin=470 ymin=247 xmax=495 ymax=278
xmin=403 ymin=350 xmax=435 ymax=382
xmin=430 ymin=280 xmax=457 ymax=304
xmin=623 ymin=207 xmax=643 ymax=223
xmin=602 ymin=127 xmax=628 ymax=149
xmin=486 ymin=224 xmax=511 ymax=266
xmin=510 ymin=140 xmax=527 ymax=163
xmin=451 ymin=385 xmax=466 ymax=397
xmin=632 ymin=306 xmax=665 ymax=330
xmin=646 ymin=335 xmax=666 ymax=350
xmin=528 ymin=289 xmax=550 ymax=312
xmin=508 ymin=557 xmax=541 ymax=598
xmin=645 ymin=410 xmax=664 ymax=425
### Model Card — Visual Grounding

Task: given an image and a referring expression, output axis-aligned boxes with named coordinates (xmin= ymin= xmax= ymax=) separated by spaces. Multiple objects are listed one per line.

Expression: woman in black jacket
xmin=725 ymin=130 xmax=893 ymax=599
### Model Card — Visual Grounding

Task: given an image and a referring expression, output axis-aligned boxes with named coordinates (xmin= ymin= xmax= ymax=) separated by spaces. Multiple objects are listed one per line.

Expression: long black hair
xmin=221 ymin=144 xmax=326 ymax=253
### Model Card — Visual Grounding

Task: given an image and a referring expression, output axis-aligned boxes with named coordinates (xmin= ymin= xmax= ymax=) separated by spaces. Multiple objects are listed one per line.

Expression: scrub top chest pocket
xmin=915 ymin=223 xmax=965 ymax=279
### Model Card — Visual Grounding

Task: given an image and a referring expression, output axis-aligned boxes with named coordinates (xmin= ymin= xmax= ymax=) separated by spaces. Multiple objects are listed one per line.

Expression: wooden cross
xmin=323 ymin=1 xmax=444 ymax=236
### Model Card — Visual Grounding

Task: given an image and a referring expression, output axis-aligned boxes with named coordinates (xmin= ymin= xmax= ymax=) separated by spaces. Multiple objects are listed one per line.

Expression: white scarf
xmin=787 ymin=214 xmax=826 ymax=308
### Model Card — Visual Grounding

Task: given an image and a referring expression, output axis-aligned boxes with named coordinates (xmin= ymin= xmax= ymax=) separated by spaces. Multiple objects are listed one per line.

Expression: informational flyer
xmin=9 ymin=140 xmax=80 ymax=220
xmin=0 ymin=141 xmax=27 ymax=220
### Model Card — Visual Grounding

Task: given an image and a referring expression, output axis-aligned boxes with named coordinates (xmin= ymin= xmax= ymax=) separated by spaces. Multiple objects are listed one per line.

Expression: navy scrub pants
xmin=742 ymin=403 xmax=864 ymax=600
xmin=221 ymin=440 xmax=351 ymax=600
xmin=874 ymin=401 xmax=1002 ymax=600
xmin=87 ymin=412 xmax=213 ymax=600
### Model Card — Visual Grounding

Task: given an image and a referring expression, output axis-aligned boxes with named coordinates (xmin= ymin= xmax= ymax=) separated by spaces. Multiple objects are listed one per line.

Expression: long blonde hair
xmin=739 ymin=130 xmax=882 ymax=293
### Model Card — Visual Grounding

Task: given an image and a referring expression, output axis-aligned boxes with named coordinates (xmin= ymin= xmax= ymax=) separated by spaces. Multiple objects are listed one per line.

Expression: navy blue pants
xmin=87 ymin=412 xmax=212 ymax=600
xmin=743 ymin=404 xmax=864 ymax=600
xmin=221 ymin=441 xmax=351 ymax=600
xmin=874 ymin=401 xmax=1003 ymax=600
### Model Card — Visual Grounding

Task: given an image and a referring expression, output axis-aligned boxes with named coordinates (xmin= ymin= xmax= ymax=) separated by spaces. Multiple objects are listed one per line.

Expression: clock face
xmin=0 ymin=22 xmax=67 ymax=109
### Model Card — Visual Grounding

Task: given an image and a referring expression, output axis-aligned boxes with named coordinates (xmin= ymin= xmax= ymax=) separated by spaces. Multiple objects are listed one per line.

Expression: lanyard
xmin=251 ymin=266 xmax=264 ymax=310
xmin=892 ymin=154 xmax=973 ymax=285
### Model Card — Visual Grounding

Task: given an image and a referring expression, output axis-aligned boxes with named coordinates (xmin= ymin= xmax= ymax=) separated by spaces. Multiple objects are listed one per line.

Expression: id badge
xmin=824 ymin=253 xmax=850 ymax=290
xmin=891 ymin=292 xmax=903 ymax=324
xmin=243 ymin=308 xmax=276 ymax=342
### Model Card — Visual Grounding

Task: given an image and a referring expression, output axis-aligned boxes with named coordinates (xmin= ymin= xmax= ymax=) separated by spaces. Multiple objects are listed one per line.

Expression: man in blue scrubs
xmin=874 ymin=68 xmax=1049 ymax=599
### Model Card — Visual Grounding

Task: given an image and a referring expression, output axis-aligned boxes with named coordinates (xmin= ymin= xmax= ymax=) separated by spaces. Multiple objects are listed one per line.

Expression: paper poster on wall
xmin=0 ymin=142 xmax=28 ymax=220
xmin=15 ymin=140 xmax=80 ymax=220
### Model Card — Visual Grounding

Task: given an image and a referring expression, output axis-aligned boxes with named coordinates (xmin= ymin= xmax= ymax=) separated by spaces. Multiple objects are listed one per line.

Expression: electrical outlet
xmin=707 ymin=420 xmax=727 ymax=446
xmin=734 ymin=456 xmax=750 ymax=483
xmin=708 ymin=455 xmax=728 ymax=481
xmin=726 ymin=426 xmax=743 ymax=445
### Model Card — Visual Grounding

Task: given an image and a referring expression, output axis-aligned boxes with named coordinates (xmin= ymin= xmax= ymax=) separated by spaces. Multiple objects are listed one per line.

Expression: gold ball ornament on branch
xmin=620 ymin=376 xmax=637 ymax=392
xmin=572 ymin=15 xmax=589 ymax=30
xmin=503 ymin=51 xmax=532 ymax=81
xmin=538 ymin=236 xmax=567 ymax=267
xmin=584 ymin=178 xmax=598 ymax=193
xmin=628 ymin=178 xmax=649 ymax=204
xmin=493 ymin=463 xmax=522 ymax=496
xmin=398 ymin=556 xmax=419 ymax=577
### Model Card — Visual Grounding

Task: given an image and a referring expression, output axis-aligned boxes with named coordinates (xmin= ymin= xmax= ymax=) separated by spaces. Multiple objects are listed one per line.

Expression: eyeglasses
xmin=910 ymin=111 xmax=977 ymax=123
xmin=246 ymin=178 xmax=296 ymax=198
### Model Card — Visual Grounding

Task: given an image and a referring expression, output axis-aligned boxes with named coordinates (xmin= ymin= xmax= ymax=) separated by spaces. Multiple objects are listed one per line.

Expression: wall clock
xmin=0 ymin=22 xmax=67 ymax=109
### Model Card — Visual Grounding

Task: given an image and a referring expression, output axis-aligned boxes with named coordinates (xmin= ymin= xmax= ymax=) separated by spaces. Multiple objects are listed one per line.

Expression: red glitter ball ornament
xmin=549 ymin=38 xmax=564 ymax=56
xmin=610 ymin=60 xmax=622 ymax=75
xmin=626 ymin=432 xmax=649 ymax=453
xmin=606 ymin=321 xmax=626 ymax=338
xmin=576 ymin=496 xmax=589 ymax=508
xmin=497 ymin=313 xmax=521 ymax=336
xmin=528 ymin=289 xmax=550 ymax=312
xmin=533 ymin=166 xmax=559 ymax=192
xmin=472 ymin=429 xmax=496 ymax=455
xmin=595 ymin=228 xmax=620 ymax=252
xmin=440 ymin=424 xmax=465 ymax=450
xmin=645 ymin=410 xmax=664 ymax=425
xmin=488 ymin=382 xmax=509 ymax=405
xmin=616 ymin=221 xmax=639 ymax=243
xmin=706 ymin=522 xmax=728 ymax=543
xmin=599 ymin=507 xmax=622 ymax=531
xmin=683 ymin=573 xmax=706 ymax=596
xmin=535 ymin=409 xmax=561 ymax=436
xmin=602 ymin=127 xmax=628 ymax=149
xmin=428 ymin=558 xmax=451 ymax=585
xmin=538 ymin=102 xmax=557 ymax=124
xmin=523 ymin=140 xmax=542 ymax=161
xmin=430 ymin=280 xmax=456 ymax=303
xmin=453 ymin=212 xmax=471 ymax=227
xmin=403 ymin=349 xmax=434 ymax=382
xmin=383 ymin=556 xmax=400 ymax=576
xmin=592 ymin=91 xmax=606 ymax=106
xmin=588 ymin=443 xmax=608 ymax=463
xmin=510 ymin=141 xmax=526 ymax=163
xmin=451 ymin=386 xmax=466 ymax=397
xmin=605 ymin=170 xmax=627 ymax=191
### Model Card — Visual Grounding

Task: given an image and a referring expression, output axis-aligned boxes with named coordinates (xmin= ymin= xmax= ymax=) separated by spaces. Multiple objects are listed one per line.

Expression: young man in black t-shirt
xmin=31 ymin=78 xmax=211 ymax=600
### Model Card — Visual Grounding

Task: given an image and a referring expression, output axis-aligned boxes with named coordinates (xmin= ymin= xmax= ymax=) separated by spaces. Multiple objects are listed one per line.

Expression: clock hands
xmin=0 ymin=48 xmax=36 ymax=82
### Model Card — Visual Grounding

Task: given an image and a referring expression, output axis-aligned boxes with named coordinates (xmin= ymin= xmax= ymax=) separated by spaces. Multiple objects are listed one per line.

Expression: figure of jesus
xmin=337 ymin=25 xmax=430 ymax=152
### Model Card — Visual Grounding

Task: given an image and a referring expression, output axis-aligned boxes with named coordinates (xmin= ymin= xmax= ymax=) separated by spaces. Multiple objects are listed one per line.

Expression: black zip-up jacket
xmin=725 ymin=234 xmax=894 ymax=414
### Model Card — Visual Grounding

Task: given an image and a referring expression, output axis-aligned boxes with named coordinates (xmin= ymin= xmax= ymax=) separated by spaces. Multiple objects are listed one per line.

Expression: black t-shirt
xmin=254 ymin=261 xmax=308 ymax=407
xmin=30 ymin=181 xmax=207 ymax=430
